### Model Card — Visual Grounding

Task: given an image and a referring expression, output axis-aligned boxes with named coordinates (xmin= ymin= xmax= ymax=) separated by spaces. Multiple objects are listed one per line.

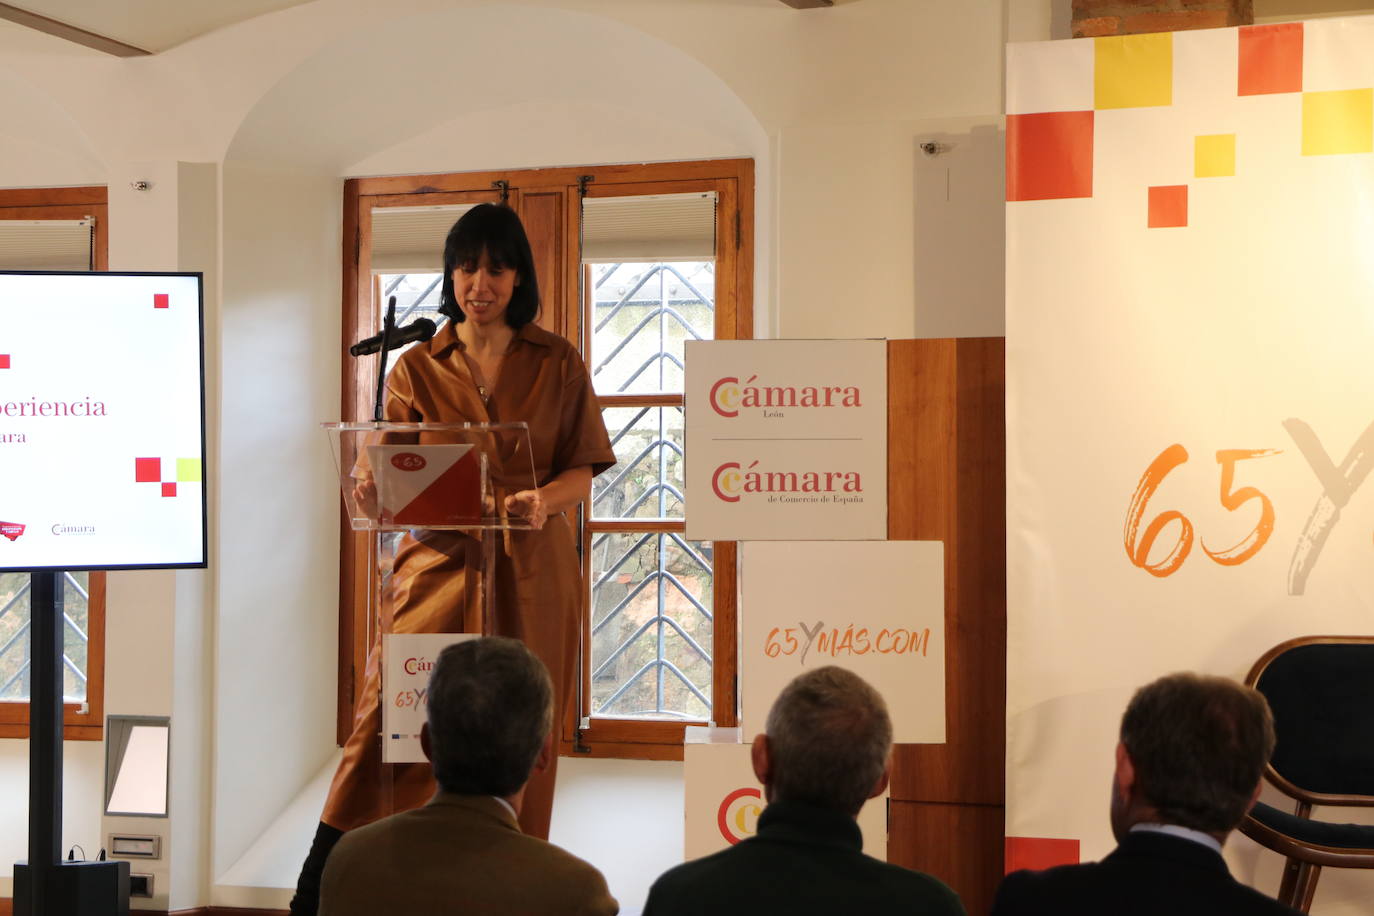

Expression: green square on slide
xmin=176 ymin=458 xmax=202 ymax=482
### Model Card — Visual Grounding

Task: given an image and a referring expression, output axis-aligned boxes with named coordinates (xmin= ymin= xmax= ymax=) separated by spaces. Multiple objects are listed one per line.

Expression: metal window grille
xmin=0 ymin=572 xmax=92 ymax=703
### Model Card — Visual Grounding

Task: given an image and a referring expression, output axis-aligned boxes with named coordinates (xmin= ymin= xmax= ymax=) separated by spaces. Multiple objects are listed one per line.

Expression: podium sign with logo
xmin=685 ymin=340 xmax=887 ymax=540
xmin=741 ymin=541 xmax=945 ymax=743
xmin=381 ymin=633 xmax=477 ymax=763
xmin=684 ymin=731 xmax=888 ymax=860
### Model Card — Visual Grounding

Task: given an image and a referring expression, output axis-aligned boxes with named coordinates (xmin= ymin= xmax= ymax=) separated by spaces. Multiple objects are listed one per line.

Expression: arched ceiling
xmin=224 ymin=3 xmax=765 ymax=171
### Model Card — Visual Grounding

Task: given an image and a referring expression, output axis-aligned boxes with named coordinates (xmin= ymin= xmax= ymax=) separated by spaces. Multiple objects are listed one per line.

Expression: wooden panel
xmin=350 ymin=159 xmax=754 ymax=198
xmin=0 ymin=186 xmax=106 ymax=208
xmin=515 ymin=188 xmax=568 ymax=338
xmin=885 ymin=339 xmax=1006 ymax=916
xmin=888 ymin=338 xmax=1006 ymax=805
xmin=889 ymin=800 xmax=1004 ymax=916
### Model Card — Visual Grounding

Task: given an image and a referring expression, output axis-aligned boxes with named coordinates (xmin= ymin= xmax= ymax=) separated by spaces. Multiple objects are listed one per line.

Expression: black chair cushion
xmin=1250 ymin=801 xmax=1374 ymax=850
xmin=1255 ymin=642 xmax=1374 ymax=797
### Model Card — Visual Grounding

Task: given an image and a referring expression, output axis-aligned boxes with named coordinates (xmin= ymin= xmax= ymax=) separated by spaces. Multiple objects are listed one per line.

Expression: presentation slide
xmin=0 ymin=271 xmax=206 ymax=571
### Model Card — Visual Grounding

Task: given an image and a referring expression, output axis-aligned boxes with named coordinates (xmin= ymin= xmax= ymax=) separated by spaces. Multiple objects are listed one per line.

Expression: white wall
xmin=215 ymin=159 xmax=342 ymax=881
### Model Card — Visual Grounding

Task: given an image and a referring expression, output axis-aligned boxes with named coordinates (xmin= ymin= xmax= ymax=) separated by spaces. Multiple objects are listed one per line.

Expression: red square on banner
xmin=0 ymin=355 xmax=9 ymax=369
xmin=1148 ymin=185 xmax=1188 ymax=228
xmin=161 ymin=482 xmax=177 ymax=497
xmin=1005 ymin=836 xmax=1081 ymax=873
xmin=135 ymin=457 xmax=161 ymax=482
xmin=1239 ymin=23 xmax=1303 ymax=97
xmin=1007 ymin=111 xmax=1094 ymax=202
xmin=154 ymin=293 xmax=169 ymax=309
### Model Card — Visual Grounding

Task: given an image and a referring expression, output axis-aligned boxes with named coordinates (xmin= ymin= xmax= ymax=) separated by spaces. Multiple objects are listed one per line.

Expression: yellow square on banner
xmin=1194 ymin=134 xmax=1236 ymax=178
xmin=1303 ymin=89 xmax=1374 ymax=156
xmin=1095 ymin=33 xmax=1172 ymax=110
xmin=176 ymin=458 xmax=202 ymax=482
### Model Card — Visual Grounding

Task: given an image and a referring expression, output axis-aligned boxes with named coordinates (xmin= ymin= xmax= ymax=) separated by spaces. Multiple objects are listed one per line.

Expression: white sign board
xmin=685 ymin=340 xmax=887 ymax=540
xmin=683 ymin=732 xmax=888 ymax=861
xmin=741 ymin=541 xmax=945 ymax=743
xmin=381 ymin=632 xmax=477 ymax=763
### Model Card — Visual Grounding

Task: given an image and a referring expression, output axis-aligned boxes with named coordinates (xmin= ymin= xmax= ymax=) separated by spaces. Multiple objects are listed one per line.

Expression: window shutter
xmin=0 ymin=219 xmax=93 ymax=270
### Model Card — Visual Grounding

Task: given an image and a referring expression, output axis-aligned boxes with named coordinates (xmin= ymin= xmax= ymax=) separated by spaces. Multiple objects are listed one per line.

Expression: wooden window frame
xmin=0 ymin=183 xmax=110 ymax=741
xmin=339 ymin=160 xmax=754 ymax=759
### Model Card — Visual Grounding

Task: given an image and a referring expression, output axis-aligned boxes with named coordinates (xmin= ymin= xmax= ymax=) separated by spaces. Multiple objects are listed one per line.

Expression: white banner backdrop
xmin=740 ymin=541 xmax=945 ymax=743
xmin=684 ymin=339 xmax=887 ymax=541
xmin=1006 ymin=17 xmax=1374 ymax=909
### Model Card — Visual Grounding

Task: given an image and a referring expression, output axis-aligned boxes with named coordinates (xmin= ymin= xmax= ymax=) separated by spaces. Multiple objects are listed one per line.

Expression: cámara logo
xmin=51 ymin=523 xmax=95 ymax=536
xmin=709 ymin=374 xmax=862 ymax=418
xmin=711 ymin=460 xmax=863 ymax=503
xmin=0 ymin=521 xmax=25 ymax=541
xmin=716 ymin=787 xmax=763 ymax=845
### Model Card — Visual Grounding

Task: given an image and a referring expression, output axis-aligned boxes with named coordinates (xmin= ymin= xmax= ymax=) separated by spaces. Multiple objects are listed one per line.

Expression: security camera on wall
xmin=0 ymin=271 xmax=207 ymax=572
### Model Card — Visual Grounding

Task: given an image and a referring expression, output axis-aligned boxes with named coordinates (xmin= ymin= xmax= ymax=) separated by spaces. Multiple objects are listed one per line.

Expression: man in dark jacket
xmin=643 ymin=666 xmax=964 ymax=916
xmin=992 ymin=672 xmax=1299 ymax=916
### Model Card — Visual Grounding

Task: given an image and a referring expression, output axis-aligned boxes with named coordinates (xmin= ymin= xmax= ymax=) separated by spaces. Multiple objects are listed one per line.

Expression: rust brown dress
xmin=322 ymin=320 xmax=614 ymax=840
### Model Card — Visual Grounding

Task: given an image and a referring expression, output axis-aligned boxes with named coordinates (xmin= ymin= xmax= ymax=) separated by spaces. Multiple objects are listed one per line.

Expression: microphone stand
xmin=372 ymin=295 xmax=397 ymax=422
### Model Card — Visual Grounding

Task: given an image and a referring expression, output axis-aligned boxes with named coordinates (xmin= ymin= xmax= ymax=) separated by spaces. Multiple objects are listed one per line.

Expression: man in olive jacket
xmin=319 ymin=637 xmax=617 ymax=916
xmin=643 ymin=666 xmax=964 ymax=916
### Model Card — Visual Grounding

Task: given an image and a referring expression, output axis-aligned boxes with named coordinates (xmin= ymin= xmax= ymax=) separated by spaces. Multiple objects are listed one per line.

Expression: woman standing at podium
xmin=291 ymin=204 xmax=615 ymax=916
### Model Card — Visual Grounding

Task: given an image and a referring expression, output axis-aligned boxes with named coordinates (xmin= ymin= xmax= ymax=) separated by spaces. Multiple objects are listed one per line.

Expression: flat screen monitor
xmin=0 ymin=271 xmax=206 ymax=571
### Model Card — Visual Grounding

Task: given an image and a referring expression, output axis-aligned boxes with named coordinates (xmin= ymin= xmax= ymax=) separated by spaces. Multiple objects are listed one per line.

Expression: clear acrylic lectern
xmin=323 ymin=421 xmax=537 ymax=778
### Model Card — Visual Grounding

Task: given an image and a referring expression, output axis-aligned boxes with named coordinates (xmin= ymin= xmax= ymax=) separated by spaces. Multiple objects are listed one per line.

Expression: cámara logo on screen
xmin=0 ymin=521 xmax=25 ymax=541
xmin=709 ymin=375 xmax=863 ymax=418
xmin=51 ymin=523 xmax=95 ymax=536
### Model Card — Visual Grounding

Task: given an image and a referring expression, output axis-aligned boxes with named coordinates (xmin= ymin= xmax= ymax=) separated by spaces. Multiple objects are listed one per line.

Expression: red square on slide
xmin=1007 ymin=111 xmax=1094 ymax=202
xmin=1148 ymin=185 xmax=1188 ymax=228
xmin=1005 ymin=836 xmax=1081 ymax=873
xmin=1239 ymin=23 xmax=1303 ymax=96
xmin=161 ymin=482 xmax=177 ymax=497
xmin=154 ymin=293 xmax=169 ymax=309
xmin=0 ymin=355 xmax=9 ymax=369
xmin=135 ymin=457 xmax=161 ymax=482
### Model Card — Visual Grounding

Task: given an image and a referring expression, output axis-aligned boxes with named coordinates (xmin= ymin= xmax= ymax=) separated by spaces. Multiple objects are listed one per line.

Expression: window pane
xmin=589 ymin=262 xmax=715 ymax=396
xmin=593 ymin=406 xmax=685 ymax=520
xmin=375 ymin=272 xmax=447 ymax=368
xmin=0 ymin=572 xmax=90 ymax=704
xmin=590 ymin=533 xmax=713 ymax=720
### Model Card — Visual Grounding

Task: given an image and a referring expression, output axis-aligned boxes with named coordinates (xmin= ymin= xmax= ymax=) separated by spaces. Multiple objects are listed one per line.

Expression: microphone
xmin=349 ymin=318 xmax=437 ymax=357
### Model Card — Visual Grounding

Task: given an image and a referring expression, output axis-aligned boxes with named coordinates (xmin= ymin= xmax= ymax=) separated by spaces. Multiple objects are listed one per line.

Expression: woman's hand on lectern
xmin=504 ymin=488 xmax=547 ymax=530
xmin=352 ymin=477 xmax=380 ymax=520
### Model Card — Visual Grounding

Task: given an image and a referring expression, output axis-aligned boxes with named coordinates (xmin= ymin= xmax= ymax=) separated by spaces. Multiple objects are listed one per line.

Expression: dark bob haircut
xmin=439 ymin=203 xmax=540 ymax=328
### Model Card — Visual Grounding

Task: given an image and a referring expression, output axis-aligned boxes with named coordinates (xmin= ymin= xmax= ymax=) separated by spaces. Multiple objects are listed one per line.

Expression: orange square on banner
xmin=1148 ymin=185 xmax=1188 ymax=228
xmin=1006 ymin=836 xmax=1081 ymax=873
xmin=1007 ymin=111 xmax=1094 ymax=202
xmin=1238 ymin=23 xmax=1302 ymax=96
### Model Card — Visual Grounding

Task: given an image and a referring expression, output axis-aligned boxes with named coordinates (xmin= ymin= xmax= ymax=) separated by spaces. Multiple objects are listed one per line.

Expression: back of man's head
xmin=426 ymin=636 xmax=553 ymax=798
xmin=1119 ymin=672 xmax=1275 ymax=834
xmin=764 ymin=666 xmax=892 ymax=817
